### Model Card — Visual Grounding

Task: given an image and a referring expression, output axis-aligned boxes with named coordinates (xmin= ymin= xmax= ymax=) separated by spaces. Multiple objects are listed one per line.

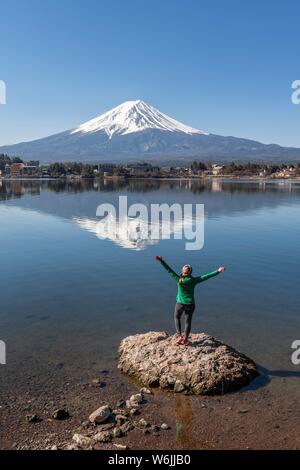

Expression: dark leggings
xmin=174 ymin=303 xmax=195 ymax=340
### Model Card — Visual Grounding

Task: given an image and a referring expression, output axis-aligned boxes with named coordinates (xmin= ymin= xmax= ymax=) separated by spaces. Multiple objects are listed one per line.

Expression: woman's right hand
xmin=156 ymin=256 xmax=163 ymax=262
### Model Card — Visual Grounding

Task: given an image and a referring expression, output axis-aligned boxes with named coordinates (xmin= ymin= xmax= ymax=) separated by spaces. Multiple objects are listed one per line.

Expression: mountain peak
xmin=71 ymin=100 xmax=208 ymax=139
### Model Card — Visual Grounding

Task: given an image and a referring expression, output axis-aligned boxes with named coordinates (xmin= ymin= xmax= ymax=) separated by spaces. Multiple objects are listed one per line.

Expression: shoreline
xmin=1 ymin=357 xmax=299 ymax=450
xmin=1 ymin=175 xmax=300 ymax=182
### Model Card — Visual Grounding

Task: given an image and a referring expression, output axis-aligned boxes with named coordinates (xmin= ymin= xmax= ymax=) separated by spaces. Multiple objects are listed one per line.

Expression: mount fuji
xmin=1 ymin=100 xmax=300 ymax=163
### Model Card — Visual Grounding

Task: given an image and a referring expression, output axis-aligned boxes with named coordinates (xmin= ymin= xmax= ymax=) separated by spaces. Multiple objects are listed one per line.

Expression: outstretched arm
xmin=194 ymin=266 xmax=226 ymax=284
xmin=156 ymin=256 xmax=180 ymax=282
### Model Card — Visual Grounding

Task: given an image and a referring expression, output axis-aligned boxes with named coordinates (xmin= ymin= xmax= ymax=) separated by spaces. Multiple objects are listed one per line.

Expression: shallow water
xmin=0 ymin=178 xmax=300 ymax=448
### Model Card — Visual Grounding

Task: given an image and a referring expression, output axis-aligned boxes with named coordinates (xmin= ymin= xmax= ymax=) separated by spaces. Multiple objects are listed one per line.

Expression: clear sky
xmin=0 ymin=0 xmax=300 ymax=147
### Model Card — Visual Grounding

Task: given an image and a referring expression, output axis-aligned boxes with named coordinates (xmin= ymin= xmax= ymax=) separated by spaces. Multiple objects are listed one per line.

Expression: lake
xmin=1 ymin=178 xmax=300 ymax=449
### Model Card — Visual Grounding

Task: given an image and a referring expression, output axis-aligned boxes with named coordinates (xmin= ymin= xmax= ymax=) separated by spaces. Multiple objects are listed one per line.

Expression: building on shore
xmin=10 ymin=163 xmax=25 ymax=177
xmin=10 ymin=162 xmax=40 ymax=177
xmin=212 ymin=164 xmax=224 ymax=176
xmin=97 ymin=164 xmax=115 ymax=176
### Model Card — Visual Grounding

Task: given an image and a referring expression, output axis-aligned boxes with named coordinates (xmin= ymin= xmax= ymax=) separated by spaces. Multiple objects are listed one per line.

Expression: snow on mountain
xmin=1 ymin=99 xmax=300 ymax=163
xmin=70 ymin=100 xmax=208 ymax=138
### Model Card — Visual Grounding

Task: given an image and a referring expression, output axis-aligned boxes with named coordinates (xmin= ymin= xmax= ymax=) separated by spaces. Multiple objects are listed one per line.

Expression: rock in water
xmin=72 ymin=434 xmax=92 ymax=447
xmin=52 ymin=409 xmax=69 ymax=420
xmin=118 ymin=332 xmax=259 ymax=395
xmin=89 ymin=405 xmax=111 ymax=424
xmin=93 ymin=430 xmax=112 ymax=443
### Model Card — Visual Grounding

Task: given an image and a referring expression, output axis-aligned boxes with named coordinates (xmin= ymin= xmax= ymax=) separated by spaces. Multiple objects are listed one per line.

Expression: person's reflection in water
xmin=175 ymin=394 xmax=200 ymax=449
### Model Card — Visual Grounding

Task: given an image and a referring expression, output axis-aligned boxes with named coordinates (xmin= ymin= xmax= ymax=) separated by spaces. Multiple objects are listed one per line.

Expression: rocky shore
xmin=2 ymin=333 xmax=299 ymax=450
xmin=1 ymin=357 xmax=300 ymax=450
xmin=69 ymin=389 xmax=169 ymax=450
xmin=118 ymin=332 xmax=259 ymax=395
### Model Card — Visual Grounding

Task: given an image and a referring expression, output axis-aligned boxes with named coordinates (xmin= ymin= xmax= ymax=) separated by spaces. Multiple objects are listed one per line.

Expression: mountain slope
xmin=1 ymin=100 xmax=300 ymax=163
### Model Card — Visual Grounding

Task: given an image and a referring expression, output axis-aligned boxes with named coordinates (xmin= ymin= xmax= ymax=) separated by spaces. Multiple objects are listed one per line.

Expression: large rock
xmin=118 ymin=332 xmax=259 ymax=395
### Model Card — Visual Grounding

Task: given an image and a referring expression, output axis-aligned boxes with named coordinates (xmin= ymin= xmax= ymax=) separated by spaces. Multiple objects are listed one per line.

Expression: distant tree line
xmin=218 ymin=162 xmax=300 ymax=176
xmin=47 ymin=162 xmax=98 ymax=177
xmin=191 ymin=161 xmax=208 ymax=172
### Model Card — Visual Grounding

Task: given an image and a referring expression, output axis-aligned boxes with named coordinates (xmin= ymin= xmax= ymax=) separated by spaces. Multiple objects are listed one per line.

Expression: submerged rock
xmin=89 ymin=405 xmax=111 ymax=424
xmin=115 ymin=414 xmax=128 ymax=426
xmin=120 ymin=421 xmax=134 ymax=434
xmin=94 ymin=430 xmax=112 ymax=443
xmin=72 ymin=434 xmax=92 ymax=447
xmin=118 ymin=331 xmax=259 ymax=395
xmin=138 ymin=418 xmax=150 ymax=428
xmin=52 ymin=409 xmax=69 ymax=420
xmin=128 ymin=393 xmax=144 ymax=407
xmin=161 ymin=423 xmax=169 ymax=430
xmin=112 ymin=427 xmax=124 ymax=438
xmin=26 ymin=414 xmax=41 ymax=423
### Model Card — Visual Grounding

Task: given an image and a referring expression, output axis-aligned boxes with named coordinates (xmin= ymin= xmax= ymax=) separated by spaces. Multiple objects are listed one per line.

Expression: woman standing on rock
xmin=156 ymin=257 xmax=226 ymax=347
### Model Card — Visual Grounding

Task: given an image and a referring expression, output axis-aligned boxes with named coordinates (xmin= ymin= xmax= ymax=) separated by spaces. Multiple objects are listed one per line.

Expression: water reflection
xmin=74 ymin=212 xmax=196 ymax=251
xmin=1 ymin=178 xmax=300 ymax=200
xmin=1 ymin=178 xmax=300 ymax=224
xmin=175 ymin=395 xmax=201 ymax=449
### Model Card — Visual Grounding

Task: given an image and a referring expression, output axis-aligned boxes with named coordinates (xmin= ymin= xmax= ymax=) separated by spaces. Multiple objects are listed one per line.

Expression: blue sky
xmin=0 ymin=0 xmax=300 ymax=146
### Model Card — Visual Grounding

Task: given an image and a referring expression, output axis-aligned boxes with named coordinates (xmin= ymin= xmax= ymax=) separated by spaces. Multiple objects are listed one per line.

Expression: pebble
xmin=120 ymin=421 xmax=134 ymax=434
xmin=89 ymin=405 xmax=111 ymax=424
xmin=113 ymin=444 xmax=128 ymax=450
xmin=93 ymin=430 xmax=112 ymax=443
xmin=112 ymin=427 xmax=124 ymax=438
xmin=139 ymin=418 xmax=150 ymax=428
xmin=128 ymin=393 xmax=144 ymax=407
xmin=72 ymin=434 xmax=92 ymax=447
xmin=91 ymin=379 xmax=106 ymax=388
xmin=115 ymin=414 xmax=128 ymax=425
xmin=140 ymin=388 xmax=152 ymax=395
xmin=52 ymin=409 xmax=69 ymax=420
xmin=26 ymin=414 xmax=41 ymax=423
xmin=151 ymin=425 xmax=160 ymax=433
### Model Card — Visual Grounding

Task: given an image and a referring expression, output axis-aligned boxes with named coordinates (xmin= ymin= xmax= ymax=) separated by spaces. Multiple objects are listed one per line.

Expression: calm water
xmin=1 ymin=178 xmax=300 ymax=389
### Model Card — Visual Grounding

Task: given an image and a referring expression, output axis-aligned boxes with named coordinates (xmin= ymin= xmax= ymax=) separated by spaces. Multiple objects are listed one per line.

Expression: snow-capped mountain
xmin=1 ymin=100 xmax=300 ymax=163
xmin=71 ymin=100 xmax=208 ymax=138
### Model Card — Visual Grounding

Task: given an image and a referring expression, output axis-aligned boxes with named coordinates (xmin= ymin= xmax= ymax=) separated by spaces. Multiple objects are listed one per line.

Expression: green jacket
xmin=161 ymin=260 xmax=220 ymax=305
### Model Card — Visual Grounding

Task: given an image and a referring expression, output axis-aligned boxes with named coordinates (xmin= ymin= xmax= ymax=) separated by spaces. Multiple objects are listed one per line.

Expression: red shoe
xmin=177 ymin=335 xmax=184 ymax=345
xmin=183 ymin=339 xmax=190 ymax=348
